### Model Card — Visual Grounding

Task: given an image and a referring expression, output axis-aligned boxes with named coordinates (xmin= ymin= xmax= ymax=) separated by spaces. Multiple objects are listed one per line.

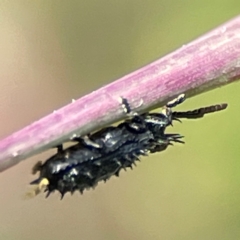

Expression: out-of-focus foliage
xmin=0 ymin=1 xmax=239 ymax=240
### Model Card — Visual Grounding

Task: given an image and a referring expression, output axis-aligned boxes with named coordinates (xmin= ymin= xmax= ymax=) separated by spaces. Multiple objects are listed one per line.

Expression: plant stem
xmin=0 ymin=16 xmax=240 ymax=172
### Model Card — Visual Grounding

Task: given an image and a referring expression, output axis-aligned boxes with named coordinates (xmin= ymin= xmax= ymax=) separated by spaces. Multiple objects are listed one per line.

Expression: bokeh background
xmin=0 ymin=1 xmax=240 ymax=240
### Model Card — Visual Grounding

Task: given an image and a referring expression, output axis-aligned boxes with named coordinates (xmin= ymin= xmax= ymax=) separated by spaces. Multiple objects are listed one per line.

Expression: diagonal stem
xmin=0 ymin=16 xmax=240 ymax=172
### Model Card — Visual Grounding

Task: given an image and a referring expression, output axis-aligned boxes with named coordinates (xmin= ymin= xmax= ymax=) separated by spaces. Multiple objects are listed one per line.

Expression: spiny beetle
xmin=27 ymin=94 xmax=227 ymax=198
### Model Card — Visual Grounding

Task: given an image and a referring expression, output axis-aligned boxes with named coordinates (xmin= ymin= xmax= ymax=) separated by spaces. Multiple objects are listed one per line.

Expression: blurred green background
xmin=0 ymin=1 xmax=240 ymax=240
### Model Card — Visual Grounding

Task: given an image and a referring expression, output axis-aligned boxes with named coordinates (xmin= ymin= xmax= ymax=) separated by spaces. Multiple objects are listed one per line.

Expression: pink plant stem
xmin=0 ymin=16 xmax=240 ymax=172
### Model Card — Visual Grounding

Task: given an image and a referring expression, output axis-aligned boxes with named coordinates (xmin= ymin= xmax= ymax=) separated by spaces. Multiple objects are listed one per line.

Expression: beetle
xmin=28 ymin=94 xmax=227 ymax=198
